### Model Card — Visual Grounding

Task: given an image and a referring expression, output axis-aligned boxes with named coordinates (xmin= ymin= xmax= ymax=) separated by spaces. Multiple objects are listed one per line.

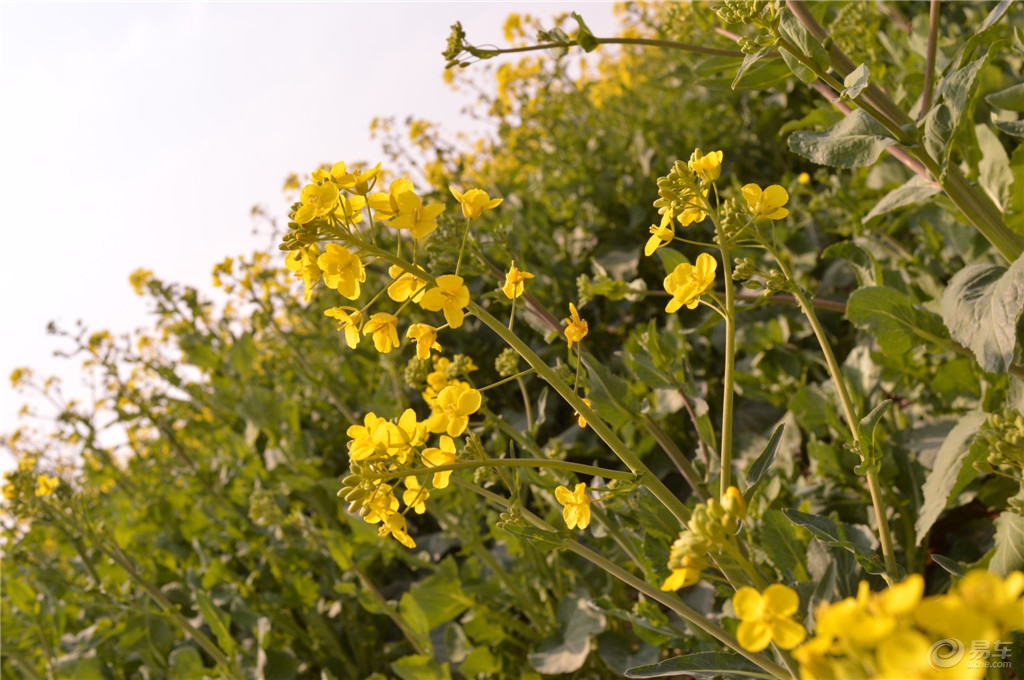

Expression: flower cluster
xmin=974 ymin=409 xmax=1024 ymax=512
xmin=661 ymin=486 xmax=746 ymax=591
xmin=337 ymin=355 xmax=483 ymax=548
xmin=794 ymin=570 xmax=1024 ymax=679
xmin=646 ymin=150 xmax=721 ymax=257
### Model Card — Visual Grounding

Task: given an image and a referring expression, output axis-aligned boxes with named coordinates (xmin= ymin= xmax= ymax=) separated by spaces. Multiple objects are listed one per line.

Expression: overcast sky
xmin=0 ymin=2 xmax=617 ymax=468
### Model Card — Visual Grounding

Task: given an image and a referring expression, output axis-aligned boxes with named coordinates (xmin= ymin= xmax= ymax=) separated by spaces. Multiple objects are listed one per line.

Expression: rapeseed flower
xmin=660 ymin=555 xmax=708 ymax=592
xmin=324 ymin=307 xmax=362 ymax=348
xmin=35 ymin=474 xmax=59 ymax=498
xmin=742 ymin=183 xmax=789 ymax=220
xmin=406 ymin=324 xmax=442 ymax=360
xmin=295 ymin=181 xmax=340 ymax=224
xmin=688 ymin=148 xmax=723 ymax=183
xmin=422 ymin=436 xmax=458 ymax=488
xmin=664 ymin=253 xmax=717 ymax=312
xmin=555 ymin=482 xmax=591 ymax=530
xmin=286 ymin=244 xmax=321 ymax=303
xmin=318 ymin=244 xmax=366 ymax=300
xmin=418 ymin=275 xmax=471 ymax=329
xmin=563 ymin=303 xmax=588 ymax=348
xmin=450 ymin=186 xmax=503 ymax=219
xmin=427 ymin=383 xmax=482 ymax=437
xmin=363 ymin=313 xmax=400 ymax=354
xmin=391 ymin=191 xmax=446 ymax=239
xmin=733 ymin=584 xmax=807 ymax=652
xmin=387 ymin=265 xmax=427 ymax=303
xmin=645 ymin=214 xmax=675 ymax=256
xmin=501 ymin=261 xmax=534 ymax=299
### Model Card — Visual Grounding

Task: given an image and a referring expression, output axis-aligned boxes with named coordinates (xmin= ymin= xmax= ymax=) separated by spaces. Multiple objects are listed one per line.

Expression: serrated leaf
xmin=745 ymin=423 xmax=783 ymax=503
xmin=990 ymin=512 xmax=1024 ymax=577
xmin=941 ymin=254 xmax=1024 ymax=374
xmin=914 ymin=411 xmax=988 ymax=545
xmin=862 ymin=175 xmax=943 ymax=223
xmin=788 ymin=109 xmax=897 ymax=169
xmin=854 ymin=400 xmax=892 ymax=475
xmin=847 ymin=286 xmax=950 ymax=357
xmin=625 ymin=651 xmax=767 ymax=678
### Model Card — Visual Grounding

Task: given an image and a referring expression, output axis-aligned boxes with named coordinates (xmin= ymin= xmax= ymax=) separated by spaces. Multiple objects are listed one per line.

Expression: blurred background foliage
xmin=3 ymin=2 xmax=1023 ymax=678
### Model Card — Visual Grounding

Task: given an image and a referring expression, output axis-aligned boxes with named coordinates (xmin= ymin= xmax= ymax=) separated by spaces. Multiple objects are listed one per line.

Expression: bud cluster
xmin=666 ymin=486 xmax=747 ymax=574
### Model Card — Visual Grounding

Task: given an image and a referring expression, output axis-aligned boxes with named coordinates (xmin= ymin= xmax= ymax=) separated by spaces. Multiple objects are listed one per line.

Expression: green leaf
xmin=778 ymin=9 xmax=830 ymax=84
xmin=990 ymin=512 xmax=1024 ymax=576
xmin=168 ymin=646 xmax=206 ymax=678
xmin=930 ymin=554 xmax=966 ymax=577
xmin=862 ymin=175 xmax=943 ymax=223
xmin=391 ymin=655 xmax=452 ymax=680
xmin=406 ymin=557 xmax=472 ymax=631
xmin=625 ymin=651 xmax=767 ymax=678
xmin=782 ymin=509 xmax=886 ymax=574
xmin=730 ymin=45 xmax=777 ymax=90
xmin=744 ymin=423 xmax=784 ymax=504
xmin=788 ymin=109 xmax=897 ymax=169
xmin=571 ymin=13 xmax=599 ymax=53
xmin=977 ymin=123 xmax=1014 ymax=212
xmin=654 ymin=248 xmax=688 ymax=276
xmin=529 ymin=591 xmax=606 ymax=674
xmin=995 ymin=120 xmax=1024 ymax=138
xmin=914 ymin=411 xmax=988 ymax=545
xmin=839 ymin=64 xmax=870 ymax=101
xmin=986 ymin=82 xmax=1024 ymax=112
xmin=854 ymin=400 xmax=892 ymax=475
xmin=194 ymin=590 xmax=236 ymax=658
xmin=5 ymin=579 xmax=37 ymax=614
xmin=940 ymin=254 xmax=1024 ymax=374
xmin=761 ymin=508 xmax=809 ymax=580
xmin=847 ymin=286 xmax=950 ymax=357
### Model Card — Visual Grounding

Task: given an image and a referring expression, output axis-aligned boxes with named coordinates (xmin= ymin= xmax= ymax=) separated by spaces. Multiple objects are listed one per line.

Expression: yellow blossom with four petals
xmin=450 ymin=186 xmax=503 ymax=219
xmin=501 ymin=260 xmax=535 ymax=299
xmin=563 ymin=303 xmax=588 ymax=348
xmin=664 ymin=253 xmax=716 ymax=312
xmin=554 ymin=482 xmax=592 ymax=530
xmin=733 ymin=584 xmax=807 ymax=652
xmin=418 ymin=274 xmax=471 ymax=329
xmin=742 ymin=183 xmax=790 ymax=220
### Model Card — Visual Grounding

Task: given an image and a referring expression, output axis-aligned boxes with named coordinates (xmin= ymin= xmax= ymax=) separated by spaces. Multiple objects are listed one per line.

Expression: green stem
xmin=768 ymin=246 xmax=899 ymax=580
xmin=469 ymin=299 xmax=692 ymax=527
xmin=366 ymin=457 xmax=636 ymax=484
xmin=454 ymin=479 xmax=791 ymax=679
xmin=641 ymin=414 xmax=710 ymax=501
xmin=714 ymin=220 xmax=737 ymax=495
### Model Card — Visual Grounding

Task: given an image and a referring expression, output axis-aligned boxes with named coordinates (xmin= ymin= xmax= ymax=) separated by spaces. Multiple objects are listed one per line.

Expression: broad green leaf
xmin=914 ymin=411 xmax=988 ymax=545
xmin=596 ymin=632 xmax=660 ymax=676
xmin=406 ymin=557 xmax=472 ymax=631
xmin=778 ymin=9 xmax=830 ymax=82
xmin=990 ymin=512 xmax=1024 ymax=577
xmin=761 ymin=508 xmax=809 ymax=580
xmin=625 ymin=651 xmax=768 ymax=678
xmin=744 ymin=423 xmax=784 ymax=504
xmin=862 ymin=175 xmax=942 ymax=223
xmin=986 ymin=82 xmax=1024 ymax=112
xmin=5 ymin=579 xmax=37 ymax=614
xmin=55 ymin=656 xmax=110 ymax=680
xmin=459 ymin=646 xmax=502 ymax=676
xmin=730 ymin=45 xmax=778 ymax=90
xmin=529 ymin=592 xmax=607 ymax=674
xmin=655 ymin=247 xmax=688 ymax=276
xmin=995 ymin=120 xmax=1024 ymax=138
xmin=922 ymin=103 xmax=955 ymax=167
xmin=168 ymin=645 xmax=205 ymax=678
xmin=788 ymin=109 xmax=897 ymax=169
xmin=847 ymin=286 xmax=950 ymax=357
xmin=854 ymin=400 xmax=892 ymax=475
xmin=194 ymin=590 xmax=236 ymax=657
xmin=940 ymin=254 xmax=1024 ymax=374
xmin=391 ymin=655 xmax=452 ymax=680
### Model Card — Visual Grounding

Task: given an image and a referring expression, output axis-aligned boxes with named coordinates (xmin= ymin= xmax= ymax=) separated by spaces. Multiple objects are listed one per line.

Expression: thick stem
xmin=714 ymin=222 xmax=737 ymax=496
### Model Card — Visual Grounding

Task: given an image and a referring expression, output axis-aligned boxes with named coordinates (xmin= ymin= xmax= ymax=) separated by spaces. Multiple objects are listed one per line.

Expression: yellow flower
xmin=422 ymin=435 xmax=458 ymax=488
xmin=387 ymin=265 xmax=428 ymax=303
xmin=797 ymin=172 xmax=811 ymax=185
xmin=391 ymin=191 xmax=446 ymax=240
xmin=721 ymin=485 xmax=747 ymax=520
xmin=741 ymin=183 xmax=790 ymax=220
xmin=317 ymin=243 xmax=366 ymax=300
xmin=406 ymin=323 xmax=442 ymax=360
xmin=379 ymin=511 xmax=416 ymax=548
xmin=367 ymin=178 xmax=414 ymax=221
xmin=688 ymin=148 xmax=723 ymax=183
xmin=664 ymin=253 xmax=716 ymax=312
xmin=563 ymin=302 xmax=588 ymax=348
xmin=501 ymin=261 xmax=534 ymax=299
xmin=426 ymin=383 xmax=482 ymax=437
xmin=334 ymin=194 xmax=367 ymax=226
xmin=347 ymin=412 xmax=391 ymax=462
xmin=554 ymin=482 xmax=591 ymax=530
xmin=418 ymin=274 xmax=471 ymax=329
xmin=363 ymin=312 xmax=400 ymax=354
xmin=402 ymin=477 xmax=429 ymax=514
xmin=332 ymin=161 xmax=382 ymax=195
xmin=645 ymin=214 xmax=675 ymax=256
xmin=35 ymin=474 xmax=60 ymax=498
xmin=449 ymin=186 xmax=503 ymax=220
xmin=733 ymin=584 xmax=807 ymax=652
xmin=660 ymin=555 xmax=707 ymax=591
xmin=324 ymin=307 xmax=362 ymax=349
xmin=286 ymin=244 xmax=321 ymax=303
xmin=574 ymin=398 xmax=593 ymax=428
xmin=129 ymin=268 xmax=153 ymax=296
xmin=294 ymin=181 xmax=340 ymax=224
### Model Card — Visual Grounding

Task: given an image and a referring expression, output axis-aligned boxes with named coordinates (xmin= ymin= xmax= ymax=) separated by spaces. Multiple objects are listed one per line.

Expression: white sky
xmin=0 ymin=2 xmax=617 ymax=467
